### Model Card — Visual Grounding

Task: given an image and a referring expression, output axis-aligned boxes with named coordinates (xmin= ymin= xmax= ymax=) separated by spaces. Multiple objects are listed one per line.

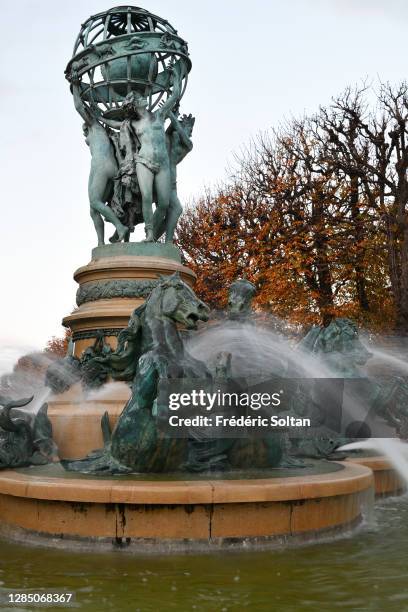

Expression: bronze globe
xmin=65 ymin=5 xmax=191 ymax=119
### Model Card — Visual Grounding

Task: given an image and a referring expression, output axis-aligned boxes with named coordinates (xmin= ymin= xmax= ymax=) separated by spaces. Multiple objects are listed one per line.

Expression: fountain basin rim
xmin=345 ymin=455 xmax=393 ymax=471
xmin=0 ymin=463 xmax=373 ymax=505
xmin=344 ymin=455 xmax=406 ymax=496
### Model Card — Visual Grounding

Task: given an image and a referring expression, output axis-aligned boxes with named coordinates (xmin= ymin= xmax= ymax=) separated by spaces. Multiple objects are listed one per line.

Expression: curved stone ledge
xmin=63 ymin=297 xmax=143 ymax=336
xmin=0 ymin=462 xmax=372 ymax=504
xmin=0 ymin=463 xmax=373 ymax=542
xmin=73 ymin=255 xmax=195 ymax=286
xmin=345 ymin=455 xmax=405 ymax=497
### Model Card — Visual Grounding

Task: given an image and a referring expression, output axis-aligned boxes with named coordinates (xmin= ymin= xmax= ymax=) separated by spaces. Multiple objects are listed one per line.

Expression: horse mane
xmin=109 ymin=274 xmax=184 ymax=380
xmin=108 ymin=303 xmax=145 ymax=381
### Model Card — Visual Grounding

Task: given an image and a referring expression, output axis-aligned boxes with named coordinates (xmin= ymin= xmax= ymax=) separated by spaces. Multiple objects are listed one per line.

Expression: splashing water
xmin=0 ymin=351 xmax=56 ymax=404
xmin=366 ymin=346 xmax=408 ymax=376
xmin=85 ymin=381 xmax=129 ymax=401
xmin=188 ymin=319 xmax=408 ymax=450
xmin=187 ymin=320 xmax=335 ymax=379
xmin=25 ymin=387 xmax=51 ymax=413
xmin=340 ymin=438 xmax=408 ymax=488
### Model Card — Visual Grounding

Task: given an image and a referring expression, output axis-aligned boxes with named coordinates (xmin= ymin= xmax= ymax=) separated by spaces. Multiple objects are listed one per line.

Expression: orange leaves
xmin=174 ymin=82 xmax=408 ymax=332
xmin=176 ymin=167 xmax=395 ymax=331
xmin=44 ymin=329 xmax=72 ymax=358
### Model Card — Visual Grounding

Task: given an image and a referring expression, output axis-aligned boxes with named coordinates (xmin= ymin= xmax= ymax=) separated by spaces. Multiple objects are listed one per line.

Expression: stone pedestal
xmin=47 ymin=382 xmax=130 ymax=459
xmin=62 ymin=242 xmax=195 ymax=357
xmin=46 ymin=242 xmax=195 ymax=459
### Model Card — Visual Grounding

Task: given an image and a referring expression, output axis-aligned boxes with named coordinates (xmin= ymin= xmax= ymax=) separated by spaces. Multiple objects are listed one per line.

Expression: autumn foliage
xmin=176 ymin=83 xmax=408 ymax=333
xmin=44 ymin=328 xmax=72 ymax=358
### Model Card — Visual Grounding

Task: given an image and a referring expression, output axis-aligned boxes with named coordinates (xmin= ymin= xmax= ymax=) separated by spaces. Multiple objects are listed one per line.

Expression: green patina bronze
xmin=45 ymin=334 xmax=113 ymax=393
xmin=80 ymin=332 xmax=113 ymax=390
xmin=42 ymin=7 xmax=395 ymax=477
xmin=66 ymin=6 xmax=192 ymax=246
xmin=62 ymin=275 xmax=286 ymax=474
xmin=71 ymin=75 xmax=128 ymax=246
xmin=227 ymin=278 xmax=257 ymax=320
xmin=291 ymin=318 xmax=369 ymax=459
xmin=72 ymin=329 xmax=122 ymax=342
xmin=76 ymin=278 xmax=159 ymax=306
xmin=153 ymin=110 xmax=195 ymax=242
xmin=370 ymin=377 xmax=408 ymax=438
xmin=299 ymin=318 xmax=372 ymax=378
xmin=0 ymin=397 xmax=57 ymax=469
xmin=63 ymin=273 xmax=213 ymax=473
xmin=297 ymin=317 xmax=408 ymax=450
xmin=91 ymin=241 xmax=182 ymax=261
xmin=45 ymin=339 xmax=82 ymax=395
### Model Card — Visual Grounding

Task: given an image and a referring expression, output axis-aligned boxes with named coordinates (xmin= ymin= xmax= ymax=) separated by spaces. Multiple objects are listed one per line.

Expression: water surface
xmin=0 ymin=495 xmax=407 ymax=611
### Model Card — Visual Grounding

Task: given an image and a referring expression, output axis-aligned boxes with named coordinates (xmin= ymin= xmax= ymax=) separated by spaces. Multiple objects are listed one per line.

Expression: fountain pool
xmin=0 ymin=494 xmax=406 ymax=610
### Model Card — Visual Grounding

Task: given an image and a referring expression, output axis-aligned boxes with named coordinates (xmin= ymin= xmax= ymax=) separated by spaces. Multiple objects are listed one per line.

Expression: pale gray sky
xmin=1 ymin=0 xmax=407 ymax=372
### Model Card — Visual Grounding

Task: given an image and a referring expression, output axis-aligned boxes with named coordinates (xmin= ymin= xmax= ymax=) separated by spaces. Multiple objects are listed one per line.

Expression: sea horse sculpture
xmin=63 ymin=273 xmax=217 ymax=473
xmin=298 ymin=317 xmax=372 ymax=377
xmin=0 ymin=396 xmax=57 ymax=468
xmin=63 ymin=274 xmax=288 ymax=474
xmin=294 ymin=317 xmax=376 ymax=456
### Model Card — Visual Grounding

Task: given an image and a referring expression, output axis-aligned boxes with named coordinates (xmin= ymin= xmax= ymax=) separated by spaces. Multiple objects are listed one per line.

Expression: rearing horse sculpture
xmin=63 ymin=274 xmax=288 ymax=474
xmin=63 ymin=273 xmax=215 ymax=473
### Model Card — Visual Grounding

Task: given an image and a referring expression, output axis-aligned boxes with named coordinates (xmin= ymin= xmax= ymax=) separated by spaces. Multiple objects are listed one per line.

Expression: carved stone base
xmin=62 ymin=242 xmax=195 ymax=357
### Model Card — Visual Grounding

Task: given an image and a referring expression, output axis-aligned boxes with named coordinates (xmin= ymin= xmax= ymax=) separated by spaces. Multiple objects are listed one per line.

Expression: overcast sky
xmin=1 ymin=0 xmax=407 ymax=372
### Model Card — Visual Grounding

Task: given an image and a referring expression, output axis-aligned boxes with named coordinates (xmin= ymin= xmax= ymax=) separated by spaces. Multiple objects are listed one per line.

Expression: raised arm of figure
xmin=168 ymin=111 xmax=193 ymax=151
xmin=102 ymin=116 xmax=123 ymax=130
xmin=156 ymin=63 xmax=183 ymax=118
xmin=80 ymin=101 xmax=122 ymax=131
xmin=72 ymin=81 xmax=94 ymax=124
